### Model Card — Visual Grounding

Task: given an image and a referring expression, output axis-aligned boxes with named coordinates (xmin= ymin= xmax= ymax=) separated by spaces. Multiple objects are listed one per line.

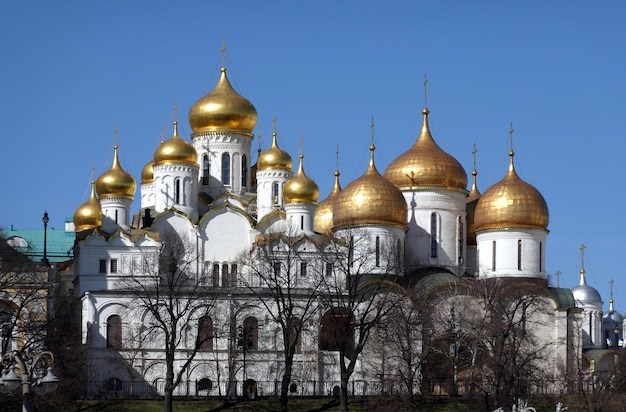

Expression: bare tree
xmin=320 ymin=230 xmax=402 ymax=412
xmin=120 ymin=230 xmax=217 ymax=412
xmin=238 ymin=233 xmax=329 ymax=412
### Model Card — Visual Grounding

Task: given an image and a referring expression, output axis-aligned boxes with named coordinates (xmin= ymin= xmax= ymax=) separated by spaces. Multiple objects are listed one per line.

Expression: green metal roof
xmin=1 ymin=222 xmax=75 ymax=263
xmin=549 ymin=287 xmax=577 ymax=310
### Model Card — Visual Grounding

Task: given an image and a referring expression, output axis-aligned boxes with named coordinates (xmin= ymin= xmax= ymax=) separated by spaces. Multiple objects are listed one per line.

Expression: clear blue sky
xmin=2 ymin=1 xmax=625 ymax=310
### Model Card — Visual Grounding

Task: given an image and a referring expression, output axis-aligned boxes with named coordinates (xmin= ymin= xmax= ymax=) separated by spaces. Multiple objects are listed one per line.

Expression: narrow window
xmin=231 ymin=264 xmax=238 ymax=286
xmin=241 ymin=155 xmax=248 ymax=187
xmin=300 ymin=262 xmax=307 ymax=276
xmin=300 ymin=215 xmax=304 ymax=230
xmin=174 ymin=178 xmax=181 ymax=204
xmin=221 ymin=264 xmax=229 ymax=287
xmin=430 ymin=213 xmax=438 ymax=258
xmin=492 ymin=241 xmax=496 ymax=271
xmin=348 ymin=236 xmax=354 ymax=267
xmin=115 ymin=209 xmax=119 ymax=224
xmin=325 ymin=262 xmax=333 ymax=277
xmin=589 ymin=312 xmax=593 ymax=345
xmin=458 ymin=216 xmax=464 ymax=265
xmin=212 ymin=263 xmax=219 ymax=287
xmin=110 ymin=259 xmax=118 ymax=273
xmin=222 ymin=153 xmax=230 ymax=185
xmin=517 ymin=239 xmax=522 ymax=270
xmin=539 ymin=242 xmax=543 ymax=272
xmin=107 ymin=315 xmax=122 ymax=349
xmin=242 ymin=317 xmax=258 ymax=350
xmin=272 ymin=183 xmax=279 ymax=205
xmin=273 ymin=261 xmax=281 ymax=277
xmin=290 ymin=317 xmax=302 ymax=354
xmin=99 ymin=259 xmax=107 ymax=274
xmin=197 ymin=316 xmax=214 ymax=351
xmin=375 ymin=236 xmax=380 ymax=267
xmin=202 ymin=155 xmax=210 ymax=185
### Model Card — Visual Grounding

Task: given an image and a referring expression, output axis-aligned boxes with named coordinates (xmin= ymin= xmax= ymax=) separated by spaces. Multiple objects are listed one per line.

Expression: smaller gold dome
xmin=466 ymin=169 xmax=482 ymax=247
xmin=188 ymin=68 xmax=258 ymax=135
xmin=154 ymin=122 xmax=198 ymax=165
xmin=74 ymin=181 xmax=102 ymax=231
xmin=96 ymin=146 xmax=136 ymax=199
xmin=141 ymin=159 xmax=155 ymax=184
xmin=314 ymin=169 xmax=342 ymax=236
xmin=474 ymin=151 xmax=549 ymax=232
xmin=283 ymin=155 xmax=319 ymax=204
xmin=257 ymin=133 xmax=293 ymax=171
xmin=384 ymin=109 xmax=467 ymax=191
xmin=333 ymin=145 xmax=407 ymax=229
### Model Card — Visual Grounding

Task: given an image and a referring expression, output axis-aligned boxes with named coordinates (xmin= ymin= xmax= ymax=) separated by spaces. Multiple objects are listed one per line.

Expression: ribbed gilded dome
xmin=74 ymin=181 xmax=102 ymax=231
xmin=466 ymin=169 xmax=482 ymax=247
xmin=474 ymin=151 xmax=549 ymax=231
xmin=154 ymin=122 xmax=198 ymax=165
xmin=141 ymin=159 xmax=155 ymax=184
xmin=283 ymin=155 xmax=319 ymax=204
xmin=384 ymin=109 xmax=467 ymax=191
xmin=333 ymin=145 xmax=407 ymax=229
xmin=96 ymin=146 xmax=136 ymax=199
xmin=188 ymin=68 xmax=258 ymax=135
xmin=257 ymin=133 xmax=293 ymax=171
xmin=314 ymin=169 xmax=342 ymax=236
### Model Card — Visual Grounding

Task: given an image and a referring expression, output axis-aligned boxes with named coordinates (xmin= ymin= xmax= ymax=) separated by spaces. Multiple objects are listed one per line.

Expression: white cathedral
xmin=67 ymin=63 xmax=622 ymax=398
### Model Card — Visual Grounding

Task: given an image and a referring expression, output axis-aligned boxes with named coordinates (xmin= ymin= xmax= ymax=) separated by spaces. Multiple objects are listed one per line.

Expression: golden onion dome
xmin=96 ymin=146 xmax=136 ymax=199
xmin=188 ymin=67 xmax=258 ymax=135
xmin=257 ymin=132 xmax=293 ymax=171
xmin=466 ymin=169 xmax=482 ymax=247
xmin=384 ymin=109 xmax=467 ymax=191
xmin=314 ymin=169 xmax=342 ymax=236
xmin=283 ymin=155 xmax=319 ymax=204
xmin=74 ymin=181 xmax=102 ymax=231
xmin=333 ymin=145 xmax=407 ymax=229
xmin=154 ymin=122 xmax=198 ymax=165
xmin=474 ymin=151 xmax=549 ymax=232
xmin=141 ymin=159 xmax=155 ymax=184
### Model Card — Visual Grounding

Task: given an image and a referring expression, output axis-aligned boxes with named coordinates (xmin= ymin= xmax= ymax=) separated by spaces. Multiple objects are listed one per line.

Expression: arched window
xmin=105 ymin=377 xmax=123 ymax=391
xmin=272 ymin=182 xmax=279 ymax=205
xmin=375 ymin=236 xmax=380 ymax=267
xmin=517 ymin=239 xmax=522 ymax=270
xmin=430 ymin=212 xmax=438 ymax=258
xmin=457 ymin=216 xmax=464 ymax=265
xmin=174 ymin=178 xmax=181 ymax=204
xmin=203 ymin=155 xmax=210 ymax=185
xmin=212 ymin=263 xmax=219 ymax=287
xmin=539 ymin=242 xmax=543 ymax=272
xmin=222 ymin=153 xmax=230 ymax=185
xmin=492 ymin=241 xmax=497 ymax=271
xmin=107 ymin=315 xmax=122 ymax=349
xmin=319 ymin=308 xmax=354 ymax=355
xmin=196 ymin=315 xmax=214 ymax=350
xmin=241 ymin=155 xmax=248 ymax=187
xmin=197 ymin=378 xmax=213 ymax=393
xmin=221 ymin=264 xmax=229 ymax=287
xmin=241 ymin=316 xmax=258 ymax=350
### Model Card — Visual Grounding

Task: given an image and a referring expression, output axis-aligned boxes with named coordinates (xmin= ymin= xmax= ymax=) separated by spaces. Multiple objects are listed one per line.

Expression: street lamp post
xmin=0 ymin=351 xmax=60 ymax=412
xmin=41 ymin=211 xmax=50 ymax=267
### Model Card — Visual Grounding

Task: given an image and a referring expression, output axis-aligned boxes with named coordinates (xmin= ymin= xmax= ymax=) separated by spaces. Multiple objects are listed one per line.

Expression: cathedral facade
xmin=67 ymin=63 xmax=612 ymax=399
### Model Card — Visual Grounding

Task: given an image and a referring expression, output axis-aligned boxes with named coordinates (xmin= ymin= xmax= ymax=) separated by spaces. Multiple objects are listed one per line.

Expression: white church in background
xmin=65 ymin=59 xmax=621 ymax=398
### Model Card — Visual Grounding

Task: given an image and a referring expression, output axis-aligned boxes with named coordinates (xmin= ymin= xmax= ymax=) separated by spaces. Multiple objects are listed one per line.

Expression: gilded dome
xmin=474 ymin=151 xmax=549 ymax=232
xmin=257 ymin=133 xmax=293 ymax=171
xmin=314 ymin=169 xmax=342 ymax=236
xmin=154 ymin=122 xmax=198 ymax=165
xmin=96 ymin=146 xmax=136 ymax=199
xmin=250 ymin=148 xmax=261 ymax=188
xmin=283 ymin=155 xmax=319 ymax=204
xmin=188 ymin=68 xmax=258 ymax=135
xmin=466 ymin=169 xmax=482 ymax=247
xmin=74 ymin=181 xmax=102 ymax=231
xmin=384 ymin=109 xmax=467 ymax=191
xmin=333 ymin=145 xmax=407 ymax=229
xmin=141 ymin=159 xmax=155 ymax=184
